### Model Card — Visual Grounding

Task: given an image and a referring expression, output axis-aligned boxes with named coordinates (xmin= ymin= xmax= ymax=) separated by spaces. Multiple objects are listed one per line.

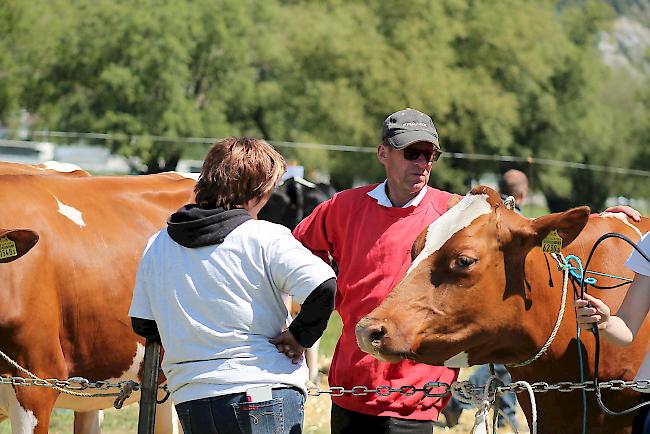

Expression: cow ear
xmin=411 ymin=228 xmax=428 ymax=262
xmin=0 ymin=229 xmax=39 ymax=263
xmin=530 ymin=206 xmax=590 ymax=249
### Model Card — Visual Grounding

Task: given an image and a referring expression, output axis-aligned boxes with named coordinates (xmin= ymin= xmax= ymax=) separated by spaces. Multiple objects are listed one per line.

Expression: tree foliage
xmin=1 ymin=0 xmax=648 ymax=207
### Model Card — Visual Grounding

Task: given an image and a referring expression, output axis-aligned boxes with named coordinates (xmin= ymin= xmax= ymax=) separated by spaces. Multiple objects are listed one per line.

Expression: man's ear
xmin=530 ymin=206 xmax=591 ymax=248
xmin=377 ymin=143 xmax=389 ymax=164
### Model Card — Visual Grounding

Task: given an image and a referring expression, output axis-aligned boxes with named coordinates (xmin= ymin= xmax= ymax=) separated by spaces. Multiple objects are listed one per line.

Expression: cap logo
xmin=403 ymin=121 xmax=428 ymax=127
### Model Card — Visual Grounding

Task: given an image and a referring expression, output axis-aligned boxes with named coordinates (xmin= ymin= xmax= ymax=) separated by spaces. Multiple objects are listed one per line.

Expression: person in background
xmin=499 ymin=169 xmax=528 ymax=212
xmin=293 ymin=108 xmax=460 ymax=434
xmin=129 ymin=137 xmax=336 ymax=434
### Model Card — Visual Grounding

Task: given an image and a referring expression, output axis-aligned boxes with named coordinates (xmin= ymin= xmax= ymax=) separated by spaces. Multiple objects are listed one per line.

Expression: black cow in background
xmin=259 ymin=176 xmax=336 ymax=383
xmin=259 ymin=176 xmax=336 ymax=230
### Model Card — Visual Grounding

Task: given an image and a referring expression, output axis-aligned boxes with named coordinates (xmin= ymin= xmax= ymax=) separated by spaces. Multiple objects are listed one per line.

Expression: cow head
xmin=356 ymin=186 xmax=589 ymax=367
xmin=0 ymin=228 xmax=39 ymax=263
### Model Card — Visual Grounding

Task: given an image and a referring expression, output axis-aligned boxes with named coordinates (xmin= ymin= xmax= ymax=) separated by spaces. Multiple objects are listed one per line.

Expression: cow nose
xmin=368 ymin=324 xmax=387 ymax=345
xmin=355 ymin=317 xmax=387 ymax=353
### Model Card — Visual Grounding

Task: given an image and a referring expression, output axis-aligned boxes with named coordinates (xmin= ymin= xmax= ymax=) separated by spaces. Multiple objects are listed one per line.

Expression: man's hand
xmin=269 ymin=329 xmax=305 ymax=364
xmin=602 ymin=205 xmax=641 ymax=222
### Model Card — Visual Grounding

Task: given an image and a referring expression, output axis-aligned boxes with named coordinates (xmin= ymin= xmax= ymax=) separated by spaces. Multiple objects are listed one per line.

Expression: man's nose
xmin=415 ymin=154 xmax=431 ymax=166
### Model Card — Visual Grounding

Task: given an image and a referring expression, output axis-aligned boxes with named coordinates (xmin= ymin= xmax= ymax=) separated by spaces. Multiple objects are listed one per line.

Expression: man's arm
xmin=293 ymin=199 xmax=335 ymax=264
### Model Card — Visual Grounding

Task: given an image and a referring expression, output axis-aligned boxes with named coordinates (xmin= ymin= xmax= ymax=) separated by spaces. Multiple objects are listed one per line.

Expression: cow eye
xmin=456 ymin=256 xmax=477 ymax=269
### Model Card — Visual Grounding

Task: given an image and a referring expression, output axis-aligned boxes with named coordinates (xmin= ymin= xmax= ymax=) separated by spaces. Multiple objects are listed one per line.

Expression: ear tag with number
xmin=541 ymin=229 xmax=563 ymax=253
xmin=0 ymin=236 xmax=18 ymax=260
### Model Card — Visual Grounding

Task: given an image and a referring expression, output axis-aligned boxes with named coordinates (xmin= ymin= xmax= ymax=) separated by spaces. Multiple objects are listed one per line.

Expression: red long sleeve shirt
xmin=293 ymin=184 xmax=459 ymax=420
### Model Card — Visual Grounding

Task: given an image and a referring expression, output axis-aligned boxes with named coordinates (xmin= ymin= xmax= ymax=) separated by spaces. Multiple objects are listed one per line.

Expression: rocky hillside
xmin=600 ymin=0 xmax=650 ymax=76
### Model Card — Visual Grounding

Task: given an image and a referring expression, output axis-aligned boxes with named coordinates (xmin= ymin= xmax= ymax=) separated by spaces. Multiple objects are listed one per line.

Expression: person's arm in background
xmin=576 ymin=231 xmax=650 ymax=345
xmin=576 ymin=274 xmax=650 ymax=346
xmin=600 ymin=205 xmax=641 ymax=222
xmin=270 ymin=278 xmax=336 ymax=363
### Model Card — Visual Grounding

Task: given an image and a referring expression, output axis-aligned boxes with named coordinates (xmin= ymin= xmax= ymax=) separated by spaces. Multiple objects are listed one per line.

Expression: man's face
xmin=379 ymin=141 xmax=438 ymax=195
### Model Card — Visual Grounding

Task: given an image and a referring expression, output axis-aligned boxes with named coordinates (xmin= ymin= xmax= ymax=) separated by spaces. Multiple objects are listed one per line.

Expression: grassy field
xmin=2 ymin=313 xmax=529 ymax=433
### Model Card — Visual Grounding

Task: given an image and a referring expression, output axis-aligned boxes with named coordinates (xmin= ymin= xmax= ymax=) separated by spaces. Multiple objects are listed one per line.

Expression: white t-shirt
xmin=624 ymin=231 xmax=650 ymax=384
xmin=129 ymin=219 xmax=336 ymax=404
xmin=625 ymin=231 xmax=650 ymax=277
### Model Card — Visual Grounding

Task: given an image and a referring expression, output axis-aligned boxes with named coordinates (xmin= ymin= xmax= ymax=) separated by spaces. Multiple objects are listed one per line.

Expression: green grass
xmin=319 ymin=312 xmax=342 ymax=358
xmin=0 ymin=406 xmax=139 ymax=434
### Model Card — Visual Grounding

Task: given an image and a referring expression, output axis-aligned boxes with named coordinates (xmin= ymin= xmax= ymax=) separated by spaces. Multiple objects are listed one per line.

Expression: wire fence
xmin=25 ymin=130 xmax=650 ymax=178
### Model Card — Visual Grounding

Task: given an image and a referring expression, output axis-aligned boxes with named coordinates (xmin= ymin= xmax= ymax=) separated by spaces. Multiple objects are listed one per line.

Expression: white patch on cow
xmin=108 ymin=342 xmax=145 ymax=383
xmin=57 ymin=342 xmax=146 ymax=412
xmin=407 ymin=194 xmax=492 ymax=274
xmin=172 ymin=171 xmax=200 ymax=181
xmin=443 ymin=351 xmax=470 ymax=368
xmin=0 ymin=385 xmax=38 ymax=433
xmin=56 ymin=199 xmax=86 ymax=227
xmin=600 ymin=212 xmax=643 ymax=237
xmin=42 ymin=160 xmax=84 ymax=173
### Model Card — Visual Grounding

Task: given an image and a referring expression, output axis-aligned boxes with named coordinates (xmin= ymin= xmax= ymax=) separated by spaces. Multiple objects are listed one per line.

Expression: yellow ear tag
xmin=0 ymin=236 xmax=17 ymax=260
xmin=541 ymin=229 xmax=563 ymax=253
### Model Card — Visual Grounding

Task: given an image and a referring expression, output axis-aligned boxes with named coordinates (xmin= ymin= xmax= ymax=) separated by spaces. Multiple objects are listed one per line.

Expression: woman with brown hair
xmin=129 ymin=137 xmax=336 ymax=433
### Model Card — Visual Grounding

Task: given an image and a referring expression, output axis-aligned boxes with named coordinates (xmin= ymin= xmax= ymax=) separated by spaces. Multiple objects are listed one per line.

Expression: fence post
xmin=138 ymin=339 xmax=162 ymax=434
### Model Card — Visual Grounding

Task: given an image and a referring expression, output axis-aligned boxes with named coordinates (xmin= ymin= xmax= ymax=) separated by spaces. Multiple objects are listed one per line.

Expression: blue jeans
xmin=446 ymin=364 xmax=518 ymax=429
xmin=175 ymin=387 xmax=305 ymax=434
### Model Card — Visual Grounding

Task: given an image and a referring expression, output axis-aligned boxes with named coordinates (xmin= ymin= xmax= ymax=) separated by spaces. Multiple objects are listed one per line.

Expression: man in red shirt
xmin=293 ymin=108 xmax=459 ymax=433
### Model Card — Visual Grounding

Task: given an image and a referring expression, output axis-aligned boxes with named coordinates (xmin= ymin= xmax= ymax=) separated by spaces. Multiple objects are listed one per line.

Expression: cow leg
xmin=153 ymin=391 xmax=182 ymax=434
xmin=306 ymin=339 xmax=321 ymax=384
xmin=73 ymin=410 xmax=103 ymax=434
xmin=3 ymin=385 xmax=58 ymax=434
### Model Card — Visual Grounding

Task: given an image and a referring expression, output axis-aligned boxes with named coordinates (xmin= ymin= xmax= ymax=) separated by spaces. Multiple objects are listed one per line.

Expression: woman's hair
xmin=194 ymin=137 xmax=286 ymax=210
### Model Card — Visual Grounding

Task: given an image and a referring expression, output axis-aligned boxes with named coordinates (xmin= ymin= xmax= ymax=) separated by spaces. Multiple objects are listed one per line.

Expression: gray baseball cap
xmin=381 ymin=108 xmax=440 ymax=150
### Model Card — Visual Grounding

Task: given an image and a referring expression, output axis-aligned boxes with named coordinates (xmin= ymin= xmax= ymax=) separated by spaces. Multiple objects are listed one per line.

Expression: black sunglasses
xmin=403 ymin=147 xmax=441 ymax=162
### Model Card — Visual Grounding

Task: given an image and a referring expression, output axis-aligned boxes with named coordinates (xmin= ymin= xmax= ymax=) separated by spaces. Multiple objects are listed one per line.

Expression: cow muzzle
xmin=355 ymin=317 xmax=407 ymax=363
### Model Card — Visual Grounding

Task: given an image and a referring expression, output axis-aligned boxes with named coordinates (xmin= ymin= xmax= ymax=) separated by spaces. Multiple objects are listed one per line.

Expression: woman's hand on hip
xmin=269 ymin=329 xmax=305 ymax=364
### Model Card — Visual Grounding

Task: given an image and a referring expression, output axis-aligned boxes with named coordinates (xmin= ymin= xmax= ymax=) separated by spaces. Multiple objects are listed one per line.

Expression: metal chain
xmin=0 ymin=375 xmax=170 ymax=409
xmin=306 ymin=381 xmax=451 ymax=397
xmin=4 ymin=373 xmax=649 ymax=405
xmin=306 ymin=379 xmax=650 ymax=398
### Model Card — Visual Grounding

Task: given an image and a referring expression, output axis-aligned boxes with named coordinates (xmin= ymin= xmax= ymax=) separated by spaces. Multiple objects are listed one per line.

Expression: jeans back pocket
xmin=233 ymin=398 xmax=283 ymax=434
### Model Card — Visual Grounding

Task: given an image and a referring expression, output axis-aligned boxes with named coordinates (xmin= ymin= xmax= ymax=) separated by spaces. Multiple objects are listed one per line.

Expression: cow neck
xmin=506 ymin=248 xmax=571 ymax=369
xmin=166 ymin=204 xmax=251 ymax=248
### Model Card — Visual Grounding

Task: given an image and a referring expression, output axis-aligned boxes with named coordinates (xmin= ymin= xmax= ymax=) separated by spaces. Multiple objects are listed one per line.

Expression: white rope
xmin=506 ymin=259 xmax=569 ymax=368
xmin=513 ymin=380 xmax=537 ymax=434
xmin=451 ymin=375 xmax=498 ymax=434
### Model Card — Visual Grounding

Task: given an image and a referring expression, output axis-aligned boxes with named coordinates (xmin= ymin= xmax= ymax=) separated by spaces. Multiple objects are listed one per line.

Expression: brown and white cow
xmin=356 ymin=185 xmax=650 ymax=434
xmin=0 ymin=169 xmax=195 ymax=433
